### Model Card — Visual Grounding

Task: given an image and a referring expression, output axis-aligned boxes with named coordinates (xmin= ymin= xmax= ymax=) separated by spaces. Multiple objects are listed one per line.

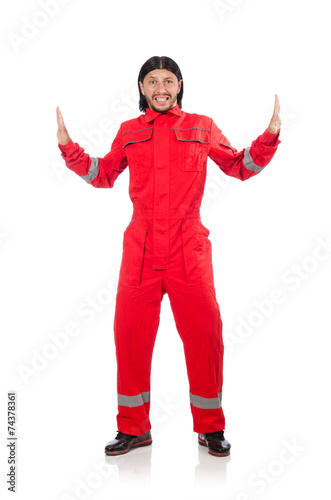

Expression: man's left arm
xmin=209 ymin=95 xmax=281 ymax=181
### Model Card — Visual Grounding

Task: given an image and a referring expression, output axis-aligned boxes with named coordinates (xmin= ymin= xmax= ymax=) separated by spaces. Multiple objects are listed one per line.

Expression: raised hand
xmin=268 ymin=94 xmax=281 ymax=134
xmin=56 ymin=106 xmax=71 ymax=146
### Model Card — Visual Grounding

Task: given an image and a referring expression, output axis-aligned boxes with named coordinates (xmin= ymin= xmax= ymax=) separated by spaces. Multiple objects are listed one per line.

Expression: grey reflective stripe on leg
xmin=118 ymin=392 xmax=150 ymax=408
xmin=190 ymin=392 xmax=222 ymax=409
xmin=80 ymin=157 xmax=99 ymax=183
xmin=243 ymin=147 xmax=264 ymax=173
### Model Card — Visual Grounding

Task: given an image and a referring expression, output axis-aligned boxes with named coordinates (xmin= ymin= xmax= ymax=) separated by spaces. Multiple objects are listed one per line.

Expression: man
xmin=57 ymin=56 xmax=281 ymax=458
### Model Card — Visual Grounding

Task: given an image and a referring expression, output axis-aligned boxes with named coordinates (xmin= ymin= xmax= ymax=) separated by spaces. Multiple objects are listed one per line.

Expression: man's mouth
xmin=154 ymin=97 xmax=170 ymax=102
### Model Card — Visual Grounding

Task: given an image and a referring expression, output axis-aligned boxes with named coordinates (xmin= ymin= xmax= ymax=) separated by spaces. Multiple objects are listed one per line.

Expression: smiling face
xmin=139 ymin=69 xmax=182 ymax=113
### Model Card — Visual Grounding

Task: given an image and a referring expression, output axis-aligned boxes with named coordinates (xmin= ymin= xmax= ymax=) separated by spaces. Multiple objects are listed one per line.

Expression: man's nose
xmin=156 ymin=82 xmax=167 ymax=93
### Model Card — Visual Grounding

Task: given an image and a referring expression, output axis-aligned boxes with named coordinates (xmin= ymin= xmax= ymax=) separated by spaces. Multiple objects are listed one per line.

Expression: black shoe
xmin=104 ymin=430 xmax=152 ymax=456
xmin=198 ymin=430 xmax=231 ymax=457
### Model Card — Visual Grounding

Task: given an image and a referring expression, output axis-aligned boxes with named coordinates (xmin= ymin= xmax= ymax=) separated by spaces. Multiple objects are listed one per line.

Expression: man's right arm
xmin=56 ymin=106 xmax=128 ymax=188
xmin=58 ymin=125 xmax=128 ymax=188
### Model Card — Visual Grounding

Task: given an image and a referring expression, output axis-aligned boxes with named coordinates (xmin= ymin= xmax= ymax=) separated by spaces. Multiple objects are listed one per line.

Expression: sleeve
xmin=58 ymin=125 xmax=128 ymax=188
xmin=208 ymin=119 xmax=281 ymax=181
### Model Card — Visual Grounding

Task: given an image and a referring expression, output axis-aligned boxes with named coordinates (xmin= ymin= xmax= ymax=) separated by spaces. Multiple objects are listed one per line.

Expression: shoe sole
xmin=105 ymin=438 xmax=152 ymax=456
xmin=198 ymin=438 xmax=230 ymax=457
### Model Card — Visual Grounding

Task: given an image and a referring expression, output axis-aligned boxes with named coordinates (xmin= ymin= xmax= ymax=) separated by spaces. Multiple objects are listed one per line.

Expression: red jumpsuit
xmin=58 ymin=104 xmax=281 ymax=435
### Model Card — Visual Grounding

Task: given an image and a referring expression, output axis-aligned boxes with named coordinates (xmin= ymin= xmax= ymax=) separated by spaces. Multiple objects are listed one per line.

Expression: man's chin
xmin=152 ymin=106 xmax=171 ymax=113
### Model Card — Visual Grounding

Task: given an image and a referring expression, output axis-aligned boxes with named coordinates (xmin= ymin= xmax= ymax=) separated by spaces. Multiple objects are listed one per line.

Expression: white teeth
xmin=156 ymin=98 xmax=168 ymax=101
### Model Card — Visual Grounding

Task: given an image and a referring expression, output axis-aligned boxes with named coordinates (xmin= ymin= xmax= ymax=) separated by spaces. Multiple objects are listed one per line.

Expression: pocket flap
xmin=122 ymin=128 xmax=154 ymax=148
xmin=173 ymin=128 xmax=211 ymax=144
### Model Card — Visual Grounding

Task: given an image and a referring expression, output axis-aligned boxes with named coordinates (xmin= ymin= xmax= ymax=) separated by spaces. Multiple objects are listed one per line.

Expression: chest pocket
xmin=122 ymin=128 xmax=154 ymax=172
xmin=172 ymin=127 xmax=210 ymax=171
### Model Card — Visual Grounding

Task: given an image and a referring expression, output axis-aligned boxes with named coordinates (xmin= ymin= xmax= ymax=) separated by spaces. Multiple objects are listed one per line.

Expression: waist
xmin=132 ymin=208 xmax=201 ymax=220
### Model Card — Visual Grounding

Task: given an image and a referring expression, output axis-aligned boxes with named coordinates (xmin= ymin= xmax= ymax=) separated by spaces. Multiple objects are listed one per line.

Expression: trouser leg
xmin=113 ymin=281 xmax=163 ymax=435
xmin=166 ymin=278 xmax=225 ymax=433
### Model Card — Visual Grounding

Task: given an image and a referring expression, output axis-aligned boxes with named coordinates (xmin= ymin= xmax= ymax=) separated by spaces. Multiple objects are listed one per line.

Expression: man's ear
xmin=139 ymin=80 xmax=145 ymax=96
xmin=178 ymin=79 xmax=183 ymax=94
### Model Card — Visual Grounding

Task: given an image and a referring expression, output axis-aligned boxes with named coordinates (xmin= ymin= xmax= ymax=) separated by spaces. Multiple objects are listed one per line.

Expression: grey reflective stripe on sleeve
xmin=80 ymin=157 xmax=99 ymax=183
xmin=243 ymin=147 xmax=264 ymax=173
xmin=190 ymin=392 xmax=222 ymax=409
xmin=118 ymin=392 xmax=150 ymax=408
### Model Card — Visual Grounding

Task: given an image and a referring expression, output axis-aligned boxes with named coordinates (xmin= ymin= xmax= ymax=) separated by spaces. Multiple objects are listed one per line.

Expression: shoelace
xmin=116 ymin=430 xmax=135 ymax=440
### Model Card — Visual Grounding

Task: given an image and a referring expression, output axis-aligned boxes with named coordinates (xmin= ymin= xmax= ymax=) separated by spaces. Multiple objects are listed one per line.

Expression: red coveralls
xmin=58 ymin=104 xmax=281 ymax=435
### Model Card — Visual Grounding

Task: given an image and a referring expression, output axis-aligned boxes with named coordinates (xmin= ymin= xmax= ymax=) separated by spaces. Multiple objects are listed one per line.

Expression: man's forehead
xmin=144 ymin=69 xmax=177 ymax=80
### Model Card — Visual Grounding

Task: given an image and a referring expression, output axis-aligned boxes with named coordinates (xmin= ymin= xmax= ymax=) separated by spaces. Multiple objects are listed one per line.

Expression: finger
xmin=56 ymin=106 xmax=61 ymax=126
xmin=275 ymin=94 xmax=280 ymax=114
xmin=273 ymin=94 xmax=280 ymax=115
xmin=270 ymin=112 xmax=277 ymax=125
xmin=57 ymin=106 xmax=64 ymax=126
xmin=56 ymin=106 xmax=65 ymax=128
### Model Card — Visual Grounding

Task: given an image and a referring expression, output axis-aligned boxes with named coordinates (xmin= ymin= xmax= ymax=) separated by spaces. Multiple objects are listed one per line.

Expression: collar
xmin=145 ymin=103 xmax=182 ymax=123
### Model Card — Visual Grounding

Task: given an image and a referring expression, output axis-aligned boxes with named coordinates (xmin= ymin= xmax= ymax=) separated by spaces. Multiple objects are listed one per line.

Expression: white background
xmin=1 ymin=0 xmax=331 ymax=499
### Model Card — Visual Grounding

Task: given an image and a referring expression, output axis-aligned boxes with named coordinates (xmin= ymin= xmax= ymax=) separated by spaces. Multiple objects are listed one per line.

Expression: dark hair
xmin=138 ymin=56 xmax=184 ymax=112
